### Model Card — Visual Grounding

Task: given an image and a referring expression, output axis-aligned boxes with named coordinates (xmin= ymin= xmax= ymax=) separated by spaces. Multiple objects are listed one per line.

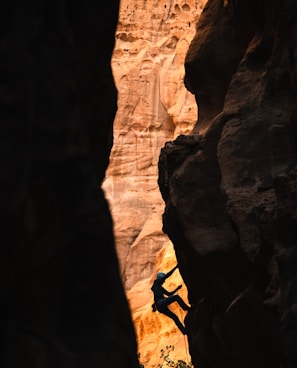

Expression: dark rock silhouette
xmin=0 ymin=1 xmax=138 ymax=367
xmin=159 ymin=0 xmax=297 ymax=367
xmin=151 ymin=265 xmax=190 ymax=335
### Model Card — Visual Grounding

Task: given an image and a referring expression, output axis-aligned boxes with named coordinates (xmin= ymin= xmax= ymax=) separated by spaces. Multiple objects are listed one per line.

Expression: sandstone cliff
xmin=159 ymin=0 xmax=297 ymax=367
xmin=104 ymin=0 xmax=206 ymax=289
xmin=103 ymin=0 xmax=206 ymax=366
xmin=0 ymin=2 xmax=138 ymax=367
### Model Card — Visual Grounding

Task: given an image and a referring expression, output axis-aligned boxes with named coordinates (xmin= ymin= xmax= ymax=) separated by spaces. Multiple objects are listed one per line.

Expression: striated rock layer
xmin=159 ymin=0 xmax=297 ymax=367
xmin=0 ymin=2 xmax=138 ymax=367
xmin=104 ymin=0 xmax=206 ymax=289
xmin=103 ymin=0 xmax=207 ymax=366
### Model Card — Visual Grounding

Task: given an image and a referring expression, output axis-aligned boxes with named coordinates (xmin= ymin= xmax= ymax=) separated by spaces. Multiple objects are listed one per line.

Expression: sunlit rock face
xmin=103 ymin=0 xmax=206 ymax=366
xmin=159 ymin=0 xmax=297 ymax=367
xmin=0 ymin=2 xmax=138 ymax=367
xmin=104 ymin=0 xmax=207 ymax=289
xmin=128 ymin=243 xmax=191 ymax=367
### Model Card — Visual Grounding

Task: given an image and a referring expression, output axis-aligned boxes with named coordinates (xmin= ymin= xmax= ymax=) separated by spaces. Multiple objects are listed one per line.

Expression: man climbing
xmin=151 ymin=265 xmax=190 ymax=335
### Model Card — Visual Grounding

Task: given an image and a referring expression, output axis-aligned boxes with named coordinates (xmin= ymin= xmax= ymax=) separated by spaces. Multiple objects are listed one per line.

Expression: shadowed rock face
xmin=0 ymin=1 xmax=138 ymax=367
xmin=159 ymin=0 xmax=297 ymax=367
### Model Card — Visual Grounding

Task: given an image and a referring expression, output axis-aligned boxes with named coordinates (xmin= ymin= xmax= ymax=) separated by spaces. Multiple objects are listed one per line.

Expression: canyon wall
xmin=0 ymin=2 xmax=138 ymax=367
xmin=103 ymin=0 xmax=206 ymax=366
xmin=104 ymin=0 xmax=206 ymax=289
xmin=159 ymin=0 xmax=297 ymax=367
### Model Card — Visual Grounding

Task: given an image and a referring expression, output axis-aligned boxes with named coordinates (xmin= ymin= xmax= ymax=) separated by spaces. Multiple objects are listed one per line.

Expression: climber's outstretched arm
xmin=165 ymin=264 xmax=178 ymax=279
xmin=171 ymin=284 xmax=182 ymax=295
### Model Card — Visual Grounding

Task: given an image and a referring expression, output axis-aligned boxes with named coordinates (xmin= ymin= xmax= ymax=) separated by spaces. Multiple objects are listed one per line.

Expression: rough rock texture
xmin=159 ymin=0 xmax=297 ymax=367
xmin=128 ymin=242 xmax=191 ymax=368
xmin=104 ymin=0 xmax=207 ymax=290
xmin=102 ymin=1 xmax=206 ymax=366
xmin=0 ymin=2 xmax=138 ymax=367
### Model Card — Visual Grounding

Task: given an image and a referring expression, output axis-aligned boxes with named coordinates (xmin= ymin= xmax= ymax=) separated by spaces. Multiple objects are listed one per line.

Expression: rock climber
xmin=151 ymin=265 xmax=190 ymax=335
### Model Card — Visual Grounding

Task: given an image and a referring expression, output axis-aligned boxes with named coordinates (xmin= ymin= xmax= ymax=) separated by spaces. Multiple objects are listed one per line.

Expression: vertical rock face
xmin=0 ymin=2 xmax=138 ymax=367
xmin=103 ymin=1 xmax=206 ymax=366
xmin=159 ymin=0 xmax=297 ymax=367
xmin=104 ymin=0 xmax=207 ymax=290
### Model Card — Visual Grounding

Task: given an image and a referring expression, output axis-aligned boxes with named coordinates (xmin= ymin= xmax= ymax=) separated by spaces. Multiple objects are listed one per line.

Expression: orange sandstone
xmin=103 ymin=1 xmax=206 ymax=366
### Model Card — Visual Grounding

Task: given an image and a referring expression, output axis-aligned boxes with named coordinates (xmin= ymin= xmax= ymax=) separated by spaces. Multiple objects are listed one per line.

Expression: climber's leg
xmin=160 ymin=306 xmax=187 ymax=335
xmin=167 ymin=295 xmax=190 ymax=311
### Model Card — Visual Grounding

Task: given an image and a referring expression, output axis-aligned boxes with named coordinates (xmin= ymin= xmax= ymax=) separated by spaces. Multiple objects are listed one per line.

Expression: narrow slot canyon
xmin=102 ymin=1 xmax=206 ymax=365
xmin=1 ymin=1 xmax=297 ymax=368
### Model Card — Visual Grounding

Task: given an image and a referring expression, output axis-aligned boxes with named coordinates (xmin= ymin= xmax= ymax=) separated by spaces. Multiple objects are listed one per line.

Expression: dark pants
xmin=156 ymin=295 xmax=189 ymax=334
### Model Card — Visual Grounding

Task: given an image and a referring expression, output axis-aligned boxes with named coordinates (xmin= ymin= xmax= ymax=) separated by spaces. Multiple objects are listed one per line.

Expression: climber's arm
xmin=169 ymin=284 xmax=182 ymax=295
xmin=162 ymin=286 xmax=172 ymax=296
xmin=165 ymin=264 xmax=178 ymax=279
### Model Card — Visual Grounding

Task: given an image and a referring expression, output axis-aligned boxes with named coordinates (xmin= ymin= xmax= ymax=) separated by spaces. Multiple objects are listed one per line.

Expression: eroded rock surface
xmin=0 ymin=2 xmax=138 ymax=367
xmin=159 ymin=1 xmax=297 ymax=367
xmin=103 ymin=1 xmax=206 ymax=366
xmin=104 ymin=0 xmax=207 ymax=290
xmin=128 ymin=243 xmax=191 ymax=368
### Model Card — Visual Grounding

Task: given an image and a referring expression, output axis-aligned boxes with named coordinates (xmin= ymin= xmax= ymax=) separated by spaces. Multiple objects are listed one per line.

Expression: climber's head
xmin=157 ymin=272 xmax=166 ymax=281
